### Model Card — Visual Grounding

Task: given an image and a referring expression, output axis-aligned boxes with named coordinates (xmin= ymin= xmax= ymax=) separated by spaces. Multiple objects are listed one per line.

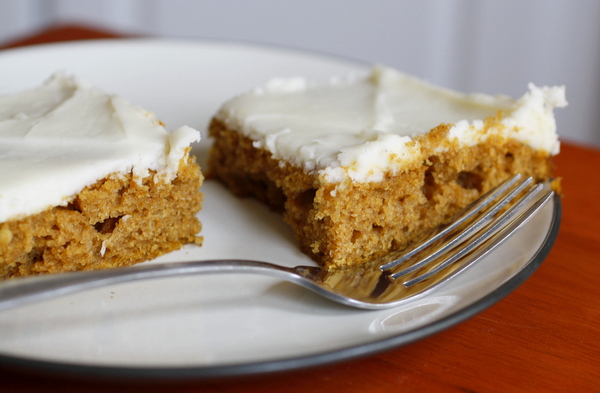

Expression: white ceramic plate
xmin=0 ymin=40 xmax=560 ymax=379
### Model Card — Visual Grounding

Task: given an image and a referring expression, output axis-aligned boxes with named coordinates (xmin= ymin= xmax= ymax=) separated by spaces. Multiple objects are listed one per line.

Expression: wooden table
xmin=1 ymin=25 xmax=599 ymax=392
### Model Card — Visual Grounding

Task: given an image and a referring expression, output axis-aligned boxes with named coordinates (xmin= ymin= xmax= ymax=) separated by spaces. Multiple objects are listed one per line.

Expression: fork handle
xmin=0 ymin=260 xmax=301 ymax=311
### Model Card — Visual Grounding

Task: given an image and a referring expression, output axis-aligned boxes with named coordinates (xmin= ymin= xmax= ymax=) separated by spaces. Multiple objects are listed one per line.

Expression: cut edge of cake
xmin=0 ymin=148 xmax=203 ymax=278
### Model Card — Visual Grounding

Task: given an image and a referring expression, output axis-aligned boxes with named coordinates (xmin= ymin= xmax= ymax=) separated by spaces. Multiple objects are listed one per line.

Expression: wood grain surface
xmin=1 ymin=25 xmax=598 ymax=393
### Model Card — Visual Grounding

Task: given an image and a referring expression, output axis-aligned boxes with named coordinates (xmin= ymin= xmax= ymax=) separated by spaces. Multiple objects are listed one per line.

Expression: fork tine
xmin=398 ymin=183 xmax=552 ymax=286
xmin=384 ymin=176 xmax=535 ymax=277
xmin=380 ymin=173 xmax=527 ymax=272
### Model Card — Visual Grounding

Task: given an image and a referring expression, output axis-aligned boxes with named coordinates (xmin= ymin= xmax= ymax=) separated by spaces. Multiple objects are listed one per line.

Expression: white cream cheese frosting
xmin=0 ymin=73 xmax=200 ymax=223
xmin=215 ymin=66 xmax=567 ymax=183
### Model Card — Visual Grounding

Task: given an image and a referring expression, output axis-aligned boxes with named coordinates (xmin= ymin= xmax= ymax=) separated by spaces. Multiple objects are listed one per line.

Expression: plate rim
xmin=0 ymin=38 xmax=562 ymax=380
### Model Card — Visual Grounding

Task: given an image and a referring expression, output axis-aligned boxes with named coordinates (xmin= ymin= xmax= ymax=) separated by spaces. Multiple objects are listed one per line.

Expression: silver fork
xmin=0 ymin=174 xmax=555 ymax=311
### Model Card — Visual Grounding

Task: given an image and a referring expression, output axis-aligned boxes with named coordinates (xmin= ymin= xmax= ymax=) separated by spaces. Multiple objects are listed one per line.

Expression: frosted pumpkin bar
xmin=0 ymin=74 xmax=203 ymax=278
xmin=207 ymin=66 xmax=566 ymax=268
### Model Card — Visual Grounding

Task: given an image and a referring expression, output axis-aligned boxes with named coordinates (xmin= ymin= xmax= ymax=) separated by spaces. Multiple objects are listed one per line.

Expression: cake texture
xmin=208 ymin=66 xmax=566 ymax=268
xmin=0 ymin=74 xmax=203 ymax=278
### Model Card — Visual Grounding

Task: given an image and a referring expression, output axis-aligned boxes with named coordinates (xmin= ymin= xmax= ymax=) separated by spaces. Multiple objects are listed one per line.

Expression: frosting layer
xmin=215 ymin=66 xmax=567 ymax=183
xmin=0 ymin=74 xmax=200 ymax=222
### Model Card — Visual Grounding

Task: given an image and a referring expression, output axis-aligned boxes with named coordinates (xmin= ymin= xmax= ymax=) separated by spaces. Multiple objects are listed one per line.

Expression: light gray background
xmin=1 ymin=0 xmax=598 ymax=148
